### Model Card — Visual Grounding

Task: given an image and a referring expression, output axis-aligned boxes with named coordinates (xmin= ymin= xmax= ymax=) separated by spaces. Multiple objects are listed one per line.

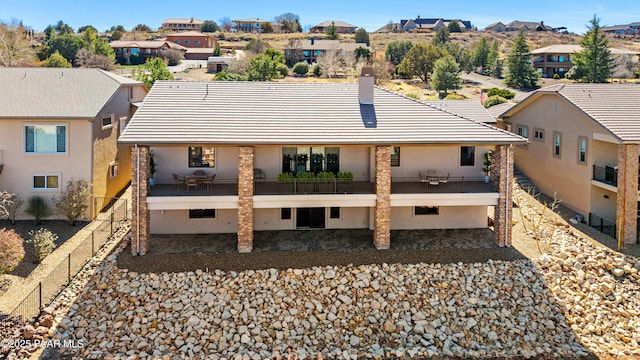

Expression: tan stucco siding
xmin=508 ymin=94 xmax=614 ymax=217
xmin=150 ymin=209 xmax=238 ymax=233
xmin=389 ymin=145 xmax=492 ymax=180
xmin=0 ymin=119 xmax=93 ymax=220
xmin=390 ymin=206 xmax=488 ymax=229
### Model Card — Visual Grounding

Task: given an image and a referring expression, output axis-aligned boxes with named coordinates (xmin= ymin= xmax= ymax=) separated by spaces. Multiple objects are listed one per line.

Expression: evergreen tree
xmin=399 ymin=43 xmax=446 ymax=83
xmin=431 ymin=26 xmax=450 ymax=47
xmin=41 ymin=51 xmax=72 ymax=67
xmin=572 ymin=15 xmax=614 ymax=83
xmin=443 ymin=42 xmax=472 ymax=73
xmin=471 ymin=37 xmax=490 ymax=73
xmin=326 ymin=21 xmax=339 ymax=40
xmin=431 ymin=55 xmax=462 ymax=95
xmin=385 ymin=40 xmax=413 ymax=66
xmin=212 ymin=43 xmax=221 ymax=56
xmin=504 ymin=29 xmax=539 ymax=89
xmin=486 ymin=40 xmax=501 ymax=78
xmin=447 ymin=21 xmax=462 ymax=33
xmin=354 ymin=28 xmax=370 ymax=46
xmin=135 ymin=58 xmax=173 ymax=89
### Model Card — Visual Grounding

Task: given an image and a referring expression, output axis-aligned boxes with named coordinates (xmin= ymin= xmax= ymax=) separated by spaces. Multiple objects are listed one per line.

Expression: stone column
xmin=237 ymin=146 xmax=255 ymax=252
xmin=131 ymin=146 xmax=150 ymax=255
xmin=493 ymin=144 xmax=514 ymax=247
xmin=374 ymin=146 xmax=391 ymax=249
xmin=616 ymin=144 xmax=639 ymax=244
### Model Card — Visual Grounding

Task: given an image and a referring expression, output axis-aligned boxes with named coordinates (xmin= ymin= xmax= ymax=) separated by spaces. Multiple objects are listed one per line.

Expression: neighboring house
xmin=602 ymin=22 xmax=640 ymax=38
xmin=165 ymin=31 xmax=217 ymax=48
xmin=161 ymin=18 xmax=204 ymax=31
xmin=118 ymin=69 xmax=526 ymax=255
xmin=110 ymin=40 xmax=187 ymax=64
xmin=400 ymin=16 xmax=472 ymax=32
xmin=285 ymin=39 xmax=369 ymax=65
xmin=374 ymin=23 xmax=402 ymax=33
xmin=532 ymin=44 xmax=639 ymax=78
xmin=499 ymin=84 xmax=640 ymax=244
xmin=207 ymin=56 xmax=235 ymax=73
xmin=310 ymin=20 xmax=358 ymax=34
xmin=486 ymin=20 xmax=557 ymax=32
xmin=0 ymin=68 xmax=147 ymax=220
xmin=232 ymin=18 xmax=276 ymax=33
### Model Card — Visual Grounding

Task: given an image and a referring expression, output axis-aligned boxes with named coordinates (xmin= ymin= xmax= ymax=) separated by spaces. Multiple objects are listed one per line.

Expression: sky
xmin=2 ymin=0 xmax=640 ymax=34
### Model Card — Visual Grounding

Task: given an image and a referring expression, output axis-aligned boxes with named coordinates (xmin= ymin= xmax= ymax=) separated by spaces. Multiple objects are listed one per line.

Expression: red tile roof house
xmin=110 ymin=40 xmax=187 ymax=64
xmin=118 ymin=69 xmax=526 ymax=255
xmin=164 ymin=31 xmax=218 ymax=60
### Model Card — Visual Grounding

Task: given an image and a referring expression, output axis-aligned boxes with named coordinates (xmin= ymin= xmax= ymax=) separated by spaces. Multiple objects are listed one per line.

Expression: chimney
xmin=359 ymin=67 xmax=374 ymax=105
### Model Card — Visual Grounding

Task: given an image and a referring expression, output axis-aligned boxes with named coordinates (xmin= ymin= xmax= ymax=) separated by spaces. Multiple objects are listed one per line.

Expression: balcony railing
xmin=391 ymin=177 xmax=495 ymax=194
xmin=593 ymin=165 xmax=618 ymax=187
xmin=589 ymin=212 xmax=617 ymax=239
xmin=255 ymin=179 xmax=374 ymax=195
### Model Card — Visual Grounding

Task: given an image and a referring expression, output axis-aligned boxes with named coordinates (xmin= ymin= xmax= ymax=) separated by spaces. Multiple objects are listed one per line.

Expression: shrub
xmin=485 ymin=87 xmax=515 ymax=99
xmin=484 ymin=95 xmax=508 ymax=108
xmin=26 ymin=196 xmax=50 ymax=225
xmin=296 ymin=172 xmax=316 ymax=183
xmin=552 ymin=73 xmax=561 ymax=79
xmin=292 ymin=61 xmax=309 ymax=76
xmin=277 ymin=172 xmax=294 ymax=183
xmin=311 ymin=64 xmax=322 ymax=77
xmin=27 ymin=228 xmax=57 ymax=263
xmin=337 ymin=171 xmax=354 ymax=182
xmin=53 ymin=179 xmax=91 ymax=226
xmin=405 ymin=92 xmax=420 ymax=100
xmin=214 ymin=70 xmax=248 ymax=81
xmin=0 ymin=192 xmax=23 ymax=224
xmin=276 ymin=63 xmax=289 ymax=77
xmin=0 ymin=229 xmax=25 ymax=274
xmin=444 ymin=93 xmax=466 ymax=100
xmin=164 ymin=49 xmax=184 ymax=66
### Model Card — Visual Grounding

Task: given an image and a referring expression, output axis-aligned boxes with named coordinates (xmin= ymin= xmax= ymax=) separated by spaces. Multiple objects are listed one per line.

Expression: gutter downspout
xmin=135 ymin=144 xmax=140 ymax=256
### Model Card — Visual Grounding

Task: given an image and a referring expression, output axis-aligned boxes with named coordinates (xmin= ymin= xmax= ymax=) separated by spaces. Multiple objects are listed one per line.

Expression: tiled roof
xmin=119 ymin=81 xmax=526 ymax=146
xmin=110 ymin=40 xmax=187 ymax=50
xmin=299 ymin=40 xmax=368 ymax=51
xmin=503 ymin=84 xmax=640 ymax=142
xmin=532 ymin=44 xmax=638 ymax=55
xmin=163 ymin=18 xmax=204 ymax=25
xmin=165 ymin=31 xmax=211 ymax=37
xmin=0 ymin=68 xmax=142 ymax=118
xmin=422 ymin=100 xmax=496 ymax=123
xmin=312 ymin=20 xmax=358 ymax=28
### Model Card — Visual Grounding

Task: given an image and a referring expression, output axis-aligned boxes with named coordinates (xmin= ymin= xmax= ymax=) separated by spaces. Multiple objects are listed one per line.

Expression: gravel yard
xmin=4 ymin=181 xmax=640 ymax=359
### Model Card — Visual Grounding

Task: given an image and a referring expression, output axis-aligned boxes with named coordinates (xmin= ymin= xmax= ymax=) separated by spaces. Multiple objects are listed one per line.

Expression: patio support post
xmin=374 ymin=146 xmax=391 ymax=249
xmin=616 ymin=143 xmax=638 ymax=244
xmin=131 ymin=145 xmax=150 ymax=255
xmin=237 ymin=146 xmax=255 ymax=252
xmin=493 ymin=144 xmax=513 ymax=247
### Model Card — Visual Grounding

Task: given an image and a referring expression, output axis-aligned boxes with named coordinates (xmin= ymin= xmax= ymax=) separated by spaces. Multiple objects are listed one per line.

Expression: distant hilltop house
xmin=399 ymin=16 xmax=472 ymax=32
xmin=164 ymin=31 xmax=218 ymax=60
xmin=110 ymin=40 xmax=187 ymax=64
xmin=532 ymin=44 xmax=639 ymax=78
xmin=232 ymin=18 xmax=281 ymax=33
xmin=161 ymin=18 xmax=204 ymax=31
xmin=310 ymin=20 xmax=358 ymax=34
xmin=374 ymin=23 xmax=402 ymax=33
xmin=602 ymin=22 xmax=640 ymax=38
xmin=485 ymin=20 xmax=564 ymax=32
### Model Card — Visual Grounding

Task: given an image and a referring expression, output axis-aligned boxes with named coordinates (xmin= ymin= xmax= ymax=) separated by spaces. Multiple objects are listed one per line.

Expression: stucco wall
xmin=390 ymin=206 xmax=487 ymax=229
xmin=150 ymin=209 xmax=238 ymax=233
xmin=387 ymin=145 xmax=491 ymax=181
xmin=589 ymin=187 xmax=617 ymax=222
xmin=508 ymin=94 xmax=612 ymax=217
xmin=0 ymin=119 xmax=93 ymax=220
xmin=152 ymin=146 xmax=239 ymax=184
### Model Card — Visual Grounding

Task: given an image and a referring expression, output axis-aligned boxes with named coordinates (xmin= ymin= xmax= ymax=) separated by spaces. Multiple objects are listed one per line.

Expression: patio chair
xmin=254 ymin=168 xmax=266 ymax=181
xmin=439 ymin=173 xmax=450 ymax=184
xmin=419 ymin=171 xmax=429 ymax=183
xmin=193 ymin=169 xmax=206 ymax=177
xmin=186 ymin=176 xmax=198 ymax=191
xmin=427 ymin=169 xmax=439 ymax=187
xmin=172 ymin=173 xmax=187 ymax=191
xmin=202 ymin=173 xmax=216 ymax=192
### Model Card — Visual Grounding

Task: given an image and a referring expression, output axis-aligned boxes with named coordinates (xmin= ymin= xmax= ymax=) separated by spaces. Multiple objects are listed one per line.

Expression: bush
xmin=276 ymin=63 xmax=289 ymax=77
xmin=214 ymin=70 xmax=248 ymax=81
xmin=164 ymin=49 xmax=184 ymax=66
xmin=485 ymin=87 xmax=515 ymax=99
xmin=552 ymin=73 xmax=561 ymax=79
xmin=337 ymin=171 xmax=354 ymax=182
xmin=277 ymin=172 xmax=294 ymax=183
xmin=26 ymin=196 xmax=50 ymax=225
xmin=444 ymin=93 xmax=466 ymax=100
xmin=53 ymin=179 xmax=91 ymax=226
xmin=0 ymin=192 xmax=23 ymax=224
xmin=311 ymin=64 xmax=322 ymax=77
xmin=27 ymin=228 xmax=57 ymax=263
xmin=292 ymin=61 xmax=309 ymax=76
xmin=484 ymin=95 xmax=508 ymax=108
xmin=0 ymin=229 xmax=25 ymax=274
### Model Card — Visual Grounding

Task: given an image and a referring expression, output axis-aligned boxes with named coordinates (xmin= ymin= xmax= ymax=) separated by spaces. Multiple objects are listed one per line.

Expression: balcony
xmin=593 ymin=165 xmax=618 ymax=187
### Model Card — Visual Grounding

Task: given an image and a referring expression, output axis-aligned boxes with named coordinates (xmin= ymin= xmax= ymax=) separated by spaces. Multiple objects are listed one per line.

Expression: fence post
xmin=68 ymin=254 xmax=71 ymax=282
xmin=38 ymin=282 xmax=42 ymax=312
xmin=461 ymin=176 xmax=464 ymax=193
xmin=110 ymin=210 xmax=114 ymax=235
xmin=91 ymin=231 xmax=95 ymax=255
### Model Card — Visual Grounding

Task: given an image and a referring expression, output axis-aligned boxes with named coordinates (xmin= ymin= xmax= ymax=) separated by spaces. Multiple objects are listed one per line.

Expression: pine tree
xmin=504 ymin=30 xmax=539 ymax=89
xmin=486 ymin=40 xmax=501 ymax=78
xmin=326 ymin=21 xmax=339 ymax=40
xmin=431 ymin=26 xmax=449 ymax=47
xmin=213 ymin=43 xmax=221 ymax=56
xmin=471 ymin=37 xmax=490 ymax=73
xmin=431 ymin=55 xmax=462 ymax=95
xmin=572 ymin=15 xmax=614 ymax=82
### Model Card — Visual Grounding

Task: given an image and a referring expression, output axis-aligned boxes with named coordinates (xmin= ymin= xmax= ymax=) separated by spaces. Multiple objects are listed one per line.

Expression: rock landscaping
xmin=3 ymin=182 xmax=640 ymax=359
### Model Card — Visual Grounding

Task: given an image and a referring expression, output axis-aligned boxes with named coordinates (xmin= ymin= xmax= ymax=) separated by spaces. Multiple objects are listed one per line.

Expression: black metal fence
xmin=588 ymin=212 xmax=617 ymax=239
xmin=9 ymin=199 xmax=129 ymax=320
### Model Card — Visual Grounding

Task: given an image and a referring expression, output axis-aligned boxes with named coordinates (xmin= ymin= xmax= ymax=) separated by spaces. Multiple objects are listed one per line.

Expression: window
xmin=25 ymin=125 xmax=66 ymax=154
xmin=281 ymin=208 xmax=292 ymax=220
xmin=578 ymin=136 xmax=587 ymax=164
xmin=119 ymin=117 xmax=128 ymax=136
xmin=282 ymin=147 xmax=339 ymax=174
xmin=533 ymin=128 xmax=545 ymax=142
xmin=175 ymin=40 xmax=180 ymax=44
xmin=189 ymin=209 xmax=216 ymax=218
xmin=330 ymin=207 xmax=340 ymax=219
xmin=460 ymin=146 xmax=475 ymax=166
xmin=33 ymin=174 xmax=59 ymax=190
xmin=184 ymin=40 xmax=190 ymax=44
xmin=102 ymin=115 xmax=114 ymax=129
xmin=109 ymin=162 xmax=119 ymax=178
xmin=415 ymin=206 xmax=439 ymax=215
xmin=553 ymin=132 xmax=562 ymax=158
xmin=516 ymin=125 xmax=529 ymax=138
xmin=188 ymin=146 xmax=215 ymax=168
xmin=391 ymin=147 xmax=400 ymax=167
xmin=195 ymin=40 xmax=201 ymax=44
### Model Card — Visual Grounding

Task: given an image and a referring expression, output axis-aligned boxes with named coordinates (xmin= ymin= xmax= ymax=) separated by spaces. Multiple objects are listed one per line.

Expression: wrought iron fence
xmin=9 ymin=199 xmax=129 ymax=320
xmin=588 ymin=212 xmax=617 ymax=240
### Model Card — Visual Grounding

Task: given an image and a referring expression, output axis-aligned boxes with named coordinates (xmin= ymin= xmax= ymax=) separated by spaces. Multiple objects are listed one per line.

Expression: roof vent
xmin=359 ymin=67 xmax=374 ymax=105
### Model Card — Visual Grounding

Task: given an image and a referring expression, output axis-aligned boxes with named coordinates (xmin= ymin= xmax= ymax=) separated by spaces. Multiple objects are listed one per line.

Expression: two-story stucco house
xmin=500 ymin=84 xmax=640 ymax=244
xmin=0 ymin=68 xmax=147 ymax=219
xmin=119 ymin=70 xmax=526 ymax=255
